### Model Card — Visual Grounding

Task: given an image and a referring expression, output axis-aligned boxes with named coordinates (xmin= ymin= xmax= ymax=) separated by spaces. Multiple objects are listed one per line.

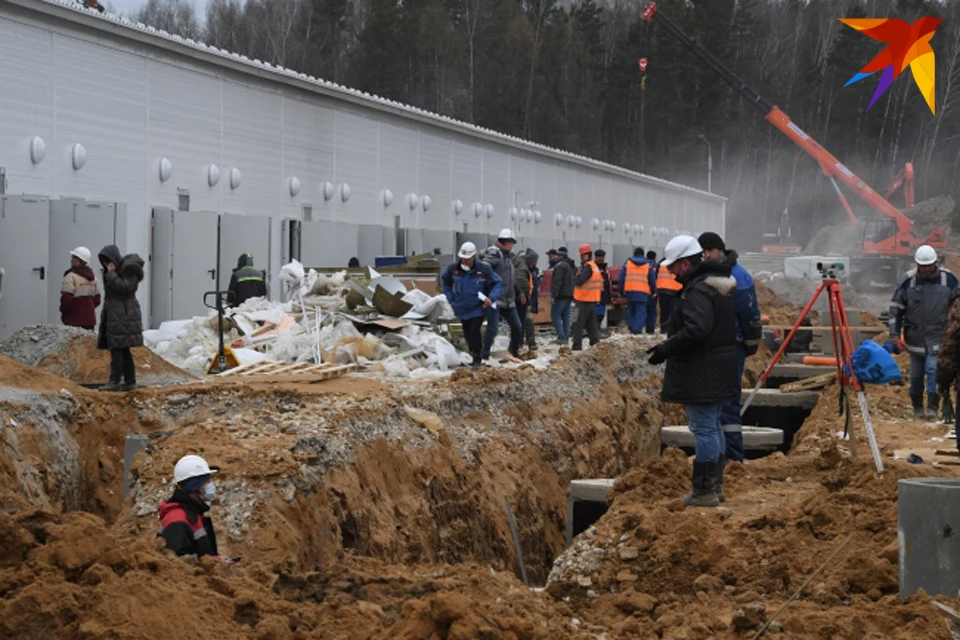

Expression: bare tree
xmin=135 ymin=0 xmax=201 ymax=40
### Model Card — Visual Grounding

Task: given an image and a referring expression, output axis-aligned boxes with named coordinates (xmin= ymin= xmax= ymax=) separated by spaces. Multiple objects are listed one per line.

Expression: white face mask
xmin=202 ymin=482 xmax=216 ymax=501
xmin=460 ymin=262 xmax=473 ymax=271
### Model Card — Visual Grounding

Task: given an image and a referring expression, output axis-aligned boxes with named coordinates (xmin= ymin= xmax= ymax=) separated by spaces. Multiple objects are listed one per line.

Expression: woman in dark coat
xmin=97 ymin=245 xmax=145 ymax=391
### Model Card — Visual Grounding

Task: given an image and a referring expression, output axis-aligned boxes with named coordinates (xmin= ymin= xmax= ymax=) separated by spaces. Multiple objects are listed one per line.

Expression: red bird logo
xmin=839 ymin=17 xmax=942 ymax=115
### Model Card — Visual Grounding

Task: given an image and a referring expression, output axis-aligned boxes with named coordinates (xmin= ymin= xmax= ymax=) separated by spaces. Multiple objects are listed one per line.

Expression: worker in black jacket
xmin=647 ymin=235 xmax=739 ymax=508
xmin=228 ymin=253 xmax=267 ymax=307
xmin=157 ymin=455 xmax=237 ymax=564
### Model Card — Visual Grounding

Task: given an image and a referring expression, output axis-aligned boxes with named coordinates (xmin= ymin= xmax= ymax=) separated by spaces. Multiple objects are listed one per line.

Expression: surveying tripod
xmin=741 ymin=263 xmax=884 ymax=472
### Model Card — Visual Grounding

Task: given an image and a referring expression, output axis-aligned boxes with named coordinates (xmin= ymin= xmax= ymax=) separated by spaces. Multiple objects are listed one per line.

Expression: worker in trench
xmin=97 ymin=245 xmax=144 ymax=392
xmin=441 ymin=242 xmax=504 ymax=369
xmin=698 ymin=232 xmax=762 ymax=499
xmin=890 ymin=245 xmax=959 ymax=419
xmin=571 ymin=244 xmax=602 ymax=351
xmin=228 ymin=253 xmax=268 ymax=307
xmin=646 ymin=235 xmax=739 ymax=508
xmin=158 ymin=455 xmax=238 ymax=565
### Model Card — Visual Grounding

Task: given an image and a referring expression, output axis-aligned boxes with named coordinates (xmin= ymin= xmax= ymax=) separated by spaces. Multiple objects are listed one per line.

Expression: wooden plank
xmin=214 ymin=360 xmax=268 ymax=377
xmin=267 ymin=362 xmax=313 ymax=376
xmin=210 ymin=364 xmax=358 ymax=385
xmin=239 ymin=362 xmax=286 ymax=376
xmin=935 ymin=449 xmax=960 ymax=458
xmin=779 ymin=372 xmax=838 ymax=393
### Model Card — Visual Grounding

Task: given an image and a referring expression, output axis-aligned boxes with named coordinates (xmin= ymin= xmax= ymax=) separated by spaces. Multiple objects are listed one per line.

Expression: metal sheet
xmin=0 ymin=195 xmax=50 ymax=339
xmin=172 ymin=210 xmax=219 ymax=320
xmin=150 ymin=207 xmax=174 ymax=328
xmin=358 ymin=224 xmax=387 ymax=266
xmin=48 ymin=198 xmax=119 ymax=325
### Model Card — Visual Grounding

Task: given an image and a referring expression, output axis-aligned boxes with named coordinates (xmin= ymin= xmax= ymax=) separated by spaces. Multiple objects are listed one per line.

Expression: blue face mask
xmin=202 ymin=482 xmax=216 ymax=501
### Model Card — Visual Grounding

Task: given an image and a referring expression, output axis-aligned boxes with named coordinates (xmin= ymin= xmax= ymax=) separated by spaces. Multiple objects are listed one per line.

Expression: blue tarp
xmin=852 ymin=340 xmax=903 ymax=384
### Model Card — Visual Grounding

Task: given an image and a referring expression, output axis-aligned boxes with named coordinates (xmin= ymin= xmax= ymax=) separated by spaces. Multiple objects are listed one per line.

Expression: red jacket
xmin=60 ymin=266 xmax=101 ymax=330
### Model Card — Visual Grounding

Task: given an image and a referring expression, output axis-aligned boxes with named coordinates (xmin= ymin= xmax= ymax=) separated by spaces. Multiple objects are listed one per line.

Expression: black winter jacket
xmin=228 ymin=253 xmax=268 ymax=307
xmin=97 ymin=245 xmax=144 ymax=350
xmin=660 ymin=261 xmax=740 ymax=404
xmin=551 ymin=258 xmax=575 ymax=299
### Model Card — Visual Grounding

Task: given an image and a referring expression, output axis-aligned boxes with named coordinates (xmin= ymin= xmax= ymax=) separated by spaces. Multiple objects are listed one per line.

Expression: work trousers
xmin=110 ymin=348 xmax=136 ymax=384
xmin=719 ymin=348 xmax=747 ymax=462
xmin=518 ymin=303 xmax=537 ymax=349
xmin=659 ymin=293 xmax=677 ymax=333
xmin=551 ymin=298 xmax=572 ymax=342
xmin=626 ymin=300 xmax=648 ymax=334
xmin=483 ymin=306 xmax=522 ymax=358
xmin=909 ymin=352 xmax=938 ymax=396
xmin=571 ymin=301 xmax=600 ymax=350
xmin=685 ymin=402 xmax=724 ymax=462
xmin=645 ymin=296 xmax=658 ymax=334
xmin=460 ymin=316 xmax=484 ymax=359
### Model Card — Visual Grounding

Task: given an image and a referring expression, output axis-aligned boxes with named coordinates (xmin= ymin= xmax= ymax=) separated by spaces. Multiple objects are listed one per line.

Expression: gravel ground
xmin=0 ymin=325 xmax=96 ymax=366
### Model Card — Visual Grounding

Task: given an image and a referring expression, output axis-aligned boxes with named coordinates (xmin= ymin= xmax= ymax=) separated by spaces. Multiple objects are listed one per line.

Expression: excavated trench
xmin=0 ymin=338 xmax=667 ymax=588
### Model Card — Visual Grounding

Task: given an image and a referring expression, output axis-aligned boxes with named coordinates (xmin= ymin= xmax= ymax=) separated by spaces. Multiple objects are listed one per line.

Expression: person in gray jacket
xmin=890 ymin=245 xmax=960 ymax=418
xmin=549 ymin=247 xmax=575 ymax=344
xmin=481 ymin=228 xmax=524 ymax=359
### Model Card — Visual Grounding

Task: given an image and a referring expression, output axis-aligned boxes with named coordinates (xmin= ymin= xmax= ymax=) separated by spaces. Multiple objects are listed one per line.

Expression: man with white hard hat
xmin=158 ymin=455 xmax=237 ymax=564
xmin=646 ymin=235 xmax=739 ymax=508
xmin=481 ymin=229 xmax=525 ymax=360
xmin=891 ymin=245 xmax=959 ymax=418
xmin=60 ymin=246 xmax=101 ymax=331
xmin=442 ymin=242 xmax=504 ymax=368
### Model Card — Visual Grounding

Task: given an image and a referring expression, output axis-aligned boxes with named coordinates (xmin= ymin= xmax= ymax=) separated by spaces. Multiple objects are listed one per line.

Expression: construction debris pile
xmin=144 ymin=261 xmax=470 ymax=378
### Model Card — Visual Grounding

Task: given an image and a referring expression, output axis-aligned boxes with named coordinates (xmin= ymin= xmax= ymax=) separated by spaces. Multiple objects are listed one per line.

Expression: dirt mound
xmin=0 ymin=509 xmax=595 ymax=640
xmin=0 ymin=324 xmax=194 ymax=387
xmin=547 ymin=449 xmax=953 ymax=639
xmin=0 ymin=354 xmax=85 ymax=393
xmin=755 ymin=280 xmax=803 ymax=327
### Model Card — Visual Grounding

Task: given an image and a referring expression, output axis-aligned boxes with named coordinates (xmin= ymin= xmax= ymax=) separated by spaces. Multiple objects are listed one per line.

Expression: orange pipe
xmin=803 ymin=356 xmax=837 ymax=366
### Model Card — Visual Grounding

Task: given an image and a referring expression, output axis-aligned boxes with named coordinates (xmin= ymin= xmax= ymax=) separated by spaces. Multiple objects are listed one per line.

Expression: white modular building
xmin=0 ymin=0 xmax=725 ymax=336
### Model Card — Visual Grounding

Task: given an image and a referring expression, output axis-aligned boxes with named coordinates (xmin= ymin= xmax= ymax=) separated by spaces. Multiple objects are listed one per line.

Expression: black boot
xmin=715 ymin=454 xmax=727 ymax=503
xmin=928 ymin=393 xmax=941 ymax=419
xmin=470 ymin=353 xmax=482 ymax=370
xmin=683 ymin=461 xmax=719 ymax=508
xmin=911 ymin=394 xmax=925 ymax=419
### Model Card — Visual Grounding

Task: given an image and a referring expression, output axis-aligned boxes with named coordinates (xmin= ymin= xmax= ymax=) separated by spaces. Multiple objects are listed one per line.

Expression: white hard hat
xmin=173 ymin=455 xmax=216 ymax=484
xmin=70 ymin=246 xmax=91 ymax=264
xmin=660 ymin=235 xmax=703 ymax=267
xmin=498 ymin=228 xmax=517 ymax=241
xmin=458 ymin=242 xmax=478 ymax=259
xmin=915 ymin=244 xmax=937 ymax=266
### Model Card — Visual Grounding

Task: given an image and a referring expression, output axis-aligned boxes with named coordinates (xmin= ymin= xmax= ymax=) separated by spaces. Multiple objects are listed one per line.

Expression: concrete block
xmin=899 ymin=478 xmax=960 ymax=599
xmin=567 ymin=479 xmax=616 ymax=547
xmin=742 ymin=388 xmax=819 ymax=409
xmin=661 ymin=425 xmax=784 ymax=450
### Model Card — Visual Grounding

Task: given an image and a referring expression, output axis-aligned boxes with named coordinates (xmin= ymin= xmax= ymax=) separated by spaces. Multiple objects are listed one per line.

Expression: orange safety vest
xmin=623 ymin=261 xmax=652 ymax=295
xmin=574 ymin=260 xmax=604 ymax=303
xmin=656 ymin=267 xmax=683 ymax=293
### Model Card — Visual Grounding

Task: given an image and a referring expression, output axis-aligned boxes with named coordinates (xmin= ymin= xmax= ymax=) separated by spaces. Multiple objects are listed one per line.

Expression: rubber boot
xmin=683 ymin=461 xmax=719 ymax=508
xmin=911 ymin=394 xmax=925 ymax=419
xmin=715 ymin=454 xmax=727 ymax=503
xmin=928 ymin=393 xmax=941 ymax=419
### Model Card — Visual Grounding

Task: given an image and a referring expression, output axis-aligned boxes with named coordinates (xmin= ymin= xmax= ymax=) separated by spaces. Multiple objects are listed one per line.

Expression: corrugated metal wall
xmin=0 ymin=0 xmax=724 ymax=325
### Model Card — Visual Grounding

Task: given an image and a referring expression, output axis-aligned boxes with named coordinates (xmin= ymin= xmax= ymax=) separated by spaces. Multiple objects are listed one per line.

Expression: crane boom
xmin=640 ymin=3 xmax=943 ymax=252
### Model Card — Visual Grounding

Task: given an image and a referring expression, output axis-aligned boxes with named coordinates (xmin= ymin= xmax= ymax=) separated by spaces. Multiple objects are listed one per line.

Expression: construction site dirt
xmin=3 ymin=302 xmax=960 ymax=637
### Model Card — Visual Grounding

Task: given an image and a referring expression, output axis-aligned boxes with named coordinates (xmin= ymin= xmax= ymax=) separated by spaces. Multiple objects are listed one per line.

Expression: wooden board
xmin=779 ymin=371 xmax=838 ymax=393
xmin=213 ymin=361 xmax=349 ymax=379
xmin=209 ymin=363 xmax=358 ymax=384
xmin=935 ymin=449 xmax=960 ymax=458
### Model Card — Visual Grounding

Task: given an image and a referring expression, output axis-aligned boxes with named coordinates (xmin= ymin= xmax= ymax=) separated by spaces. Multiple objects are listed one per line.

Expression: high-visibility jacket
xmin=657 ymin=267 xmax=683 ymax=293
xmin=527 ymin=272 xmax=534 ymax=298
xmin=574 ymin=260 xmax=604 ymax=303
xmin=622 ymin=261 xmax=652 ymax=295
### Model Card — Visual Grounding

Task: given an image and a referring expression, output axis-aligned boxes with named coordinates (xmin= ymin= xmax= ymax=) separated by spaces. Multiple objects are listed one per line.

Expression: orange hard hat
xmin=579 ymin=243 xmax=593 ymax=255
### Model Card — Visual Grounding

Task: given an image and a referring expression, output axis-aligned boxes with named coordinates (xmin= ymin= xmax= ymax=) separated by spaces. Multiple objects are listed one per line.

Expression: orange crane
xmin=641 ymin=3 xmax=946 ymax=288
xmin=886 ymin=162 xmax=916 ymax=209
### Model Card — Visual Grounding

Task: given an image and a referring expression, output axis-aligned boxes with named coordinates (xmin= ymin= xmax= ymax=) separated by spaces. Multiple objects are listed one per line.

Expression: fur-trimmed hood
xmin=705 ymin=275 xmax=737 ymax=295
